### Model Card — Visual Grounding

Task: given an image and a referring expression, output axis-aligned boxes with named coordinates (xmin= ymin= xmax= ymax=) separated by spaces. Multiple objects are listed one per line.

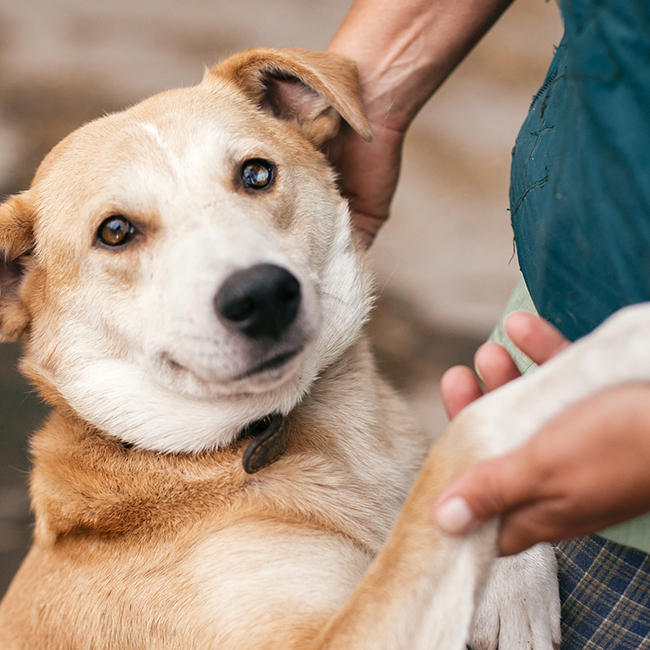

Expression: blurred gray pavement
xmin=0 ymin=0 xmax=562 ymax=596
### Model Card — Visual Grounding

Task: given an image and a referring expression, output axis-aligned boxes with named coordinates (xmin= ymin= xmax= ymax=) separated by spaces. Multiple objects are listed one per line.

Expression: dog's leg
xmin=306 ymin=304 xmax=650 ymax=650
xmin=304 ymin=421 xmax=497 ymax=650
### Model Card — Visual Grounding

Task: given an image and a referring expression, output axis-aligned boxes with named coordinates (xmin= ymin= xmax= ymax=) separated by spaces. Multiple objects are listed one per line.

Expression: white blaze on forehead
xmin=132 ymin=120 xmax=273 ymax=208
xmin=138 ymin=121 xmax=186 ymax=180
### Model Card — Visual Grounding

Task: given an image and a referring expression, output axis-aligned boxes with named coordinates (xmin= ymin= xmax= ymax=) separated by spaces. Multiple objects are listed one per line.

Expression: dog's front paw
xmin=468 ymin=544 xmax=561 ymax=650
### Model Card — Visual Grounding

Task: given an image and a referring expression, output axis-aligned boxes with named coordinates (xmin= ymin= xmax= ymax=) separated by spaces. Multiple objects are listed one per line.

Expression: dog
xmin=0 ymin=48 xmax=564 ymax=649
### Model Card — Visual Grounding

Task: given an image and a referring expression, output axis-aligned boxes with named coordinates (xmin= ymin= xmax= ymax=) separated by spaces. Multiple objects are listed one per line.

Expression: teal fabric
xmin=510 ymin=0 xmax=650 ymax=342
xmin=501 ymin=1 xmax=650 ymax=641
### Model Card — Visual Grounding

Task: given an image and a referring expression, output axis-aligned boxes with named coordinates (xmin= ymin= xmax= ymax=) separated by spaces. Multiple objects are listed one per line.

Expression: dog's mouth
xmin=159 ymin=343 xmax=305 ymax=386
xmin=239 ymin=346 xmax=303 ymax=379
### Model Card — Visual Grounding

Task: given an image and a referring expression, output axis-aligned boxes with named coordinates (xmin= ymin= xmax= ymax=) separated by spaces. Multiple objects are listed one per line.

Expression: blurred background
xmin=0 ymin=0 xmax=562 ymax=595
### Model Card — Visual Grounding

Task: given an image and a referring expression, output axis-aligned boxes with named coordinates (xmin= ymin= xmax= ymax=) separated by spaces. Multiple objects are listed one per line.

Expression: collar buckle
xmin=240 ymin=413 xmax=285 ymax=474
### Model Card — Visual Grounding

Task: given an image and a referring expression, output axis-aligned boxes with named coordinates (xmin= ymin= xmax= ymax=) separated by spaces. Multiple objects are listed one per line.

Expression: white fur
xmin=413 ymin=532 xmax=494 ymax=650
xmin=186 ymin=523 xmax=372 ymax=649
xmin=469 ymin=546 xmax=562 ymax=650
xmin=29 ymin=105 xmax=372 ymax=453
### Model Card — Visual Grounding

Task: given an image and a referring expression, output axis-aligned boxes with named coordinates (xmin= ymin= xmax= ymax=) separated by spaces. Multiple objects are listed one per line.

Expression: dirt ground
xmin=0 ymin=0 xmax=562 ymax=596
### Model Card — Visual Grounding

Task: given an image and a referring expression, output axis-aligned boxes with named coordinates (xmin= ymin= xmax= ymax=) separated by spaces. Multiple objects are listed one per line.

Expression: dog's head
xmin=0 ymin=48 xmax=373 ymax=453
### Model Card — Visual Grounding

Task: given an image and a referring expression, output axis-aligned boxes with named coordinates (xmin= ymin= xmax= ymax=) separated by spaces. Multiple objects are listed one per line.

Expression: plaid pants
xmin=557 ymin=535 xmax=650 ymax=649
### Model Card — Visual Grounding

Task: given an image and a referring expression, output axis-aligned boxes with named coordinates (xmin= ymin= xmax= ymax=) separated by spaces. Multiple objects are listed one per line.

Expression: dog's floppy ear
xmin=211 ymin=48 xmax=372 ymax=147
xmin=0 ymin=194 xmax=35 ymax=341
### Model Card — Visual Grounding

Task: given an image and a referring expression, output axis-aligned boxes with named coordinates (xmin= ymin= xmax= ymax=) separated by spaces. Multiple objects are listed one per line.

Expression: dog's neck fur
xmin=29 ymin=336 xmax=430 ymax=554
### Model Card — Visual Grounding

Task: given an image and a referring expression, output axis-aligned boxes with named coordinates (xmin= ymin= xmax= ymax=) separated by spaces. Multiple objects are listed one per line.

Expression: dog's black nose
xmin=215 ymin=264 xmax=301 ymax=340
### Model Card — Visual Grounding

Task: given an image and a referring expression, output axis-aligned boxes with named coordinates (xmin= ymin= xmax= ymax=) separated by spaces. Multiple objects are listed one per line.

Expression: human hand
xmin=323 ymin=118 xmax=404 ymax=247
xmin=325 ymin=0 xmax=515 ymax=246
xmin=440 ymin=311 xmax=570 ymax=420
xmin=434 ymin=311 xmax=650 ymax=555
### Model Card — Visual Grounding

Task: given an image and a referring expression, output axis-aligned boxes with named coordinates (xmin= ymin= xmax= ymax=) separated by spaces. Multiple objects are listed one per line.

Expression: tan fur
xmin=0 ymin=48 xmax=558 ymax=650
xmin=307 ymin=417 xmax=485 ymax=649
xmin=2 ymin=341 xmax=441 ymax=649
xmin=0 ymin=195 xmax=36 ymax=341
xmin=212 ymin=48 xmax=373 ymax=146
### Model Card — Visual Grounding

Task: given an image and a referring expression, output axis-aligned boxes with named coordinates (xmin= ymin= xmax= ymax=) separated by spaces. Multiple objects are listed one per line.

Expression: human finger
xmin=505 ymin=311 xmax=570 ymax=365
xmin=324 ymin=120 xmax=403 ymax=247
xmin=440 ymin=365 xmax=484 ymax=420
xmin=474 ymin=342 xmax=522 ymax=392
xmin=434 ymin=445 xmax=538 ymax=536
xmin=442 ymin=384 xmax=650 ymax=554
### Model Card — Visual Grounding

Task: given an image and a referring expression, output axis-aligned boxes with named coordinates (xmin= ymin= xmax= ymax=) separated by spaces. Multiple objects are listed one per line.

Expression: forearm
xmin=328 ymin=0 xmax=514 ymax=131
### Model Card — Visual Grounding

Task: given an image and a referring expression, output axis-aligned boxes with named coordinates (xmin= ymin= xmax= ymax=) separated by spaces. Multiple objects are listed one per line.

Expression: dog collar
xmin=239 ymin=413 xmax=286 ymax=474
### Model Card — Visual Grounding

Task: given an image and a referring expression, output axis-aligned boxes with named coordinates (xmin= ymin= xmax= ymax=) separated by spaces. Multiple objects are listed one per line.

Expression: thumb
xmin=433 ymin=448 xmax=534 ymax=535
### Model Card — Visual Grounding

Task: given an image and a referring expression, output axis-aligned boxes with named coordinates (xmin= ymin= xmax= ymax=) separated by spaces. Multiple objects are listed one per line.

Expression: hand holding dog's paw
xmin=437 ymin=383 xmax=650 ymax=555
xmin=468 ymin=544 xmax=561 ymax=650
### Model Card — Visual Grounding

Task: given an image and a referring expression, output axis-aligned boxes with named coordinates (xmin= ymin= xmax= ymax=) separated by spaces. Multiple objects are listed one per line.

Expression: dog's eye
xmin=97 ymin=216 xmax=135 ymax=247
xmin=241 ymin=159 xmax=275 ymax=189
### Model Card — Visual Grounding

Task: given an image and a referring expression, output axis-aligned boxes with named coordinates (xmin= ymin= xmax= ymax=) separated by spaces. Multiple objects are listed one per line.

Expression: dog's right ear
xmin=0 ymin=194 xmax=35 ymax=341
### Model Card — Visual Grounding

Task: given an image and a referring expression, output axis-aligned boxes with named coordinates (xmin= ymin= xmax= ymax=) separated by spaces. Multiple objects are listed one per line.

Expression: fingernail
xmin=435 ymin=496 xmax=476 ymax=534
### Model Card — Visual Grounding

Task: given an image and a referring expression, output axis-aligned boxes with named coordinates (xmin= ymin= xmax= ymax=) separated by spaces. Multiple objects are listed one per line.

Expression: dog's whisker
xmin=319 ymin=292 xmax=351 ymax=307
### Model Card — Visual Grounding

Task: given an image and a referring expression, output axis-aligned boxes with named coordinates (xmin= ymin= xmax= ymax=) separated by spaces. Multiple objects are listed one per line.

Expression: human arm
xmin=435 ymin=311 xmax=650 ymax=556
xmin=326 ymin=0 xmax=515 ymax=245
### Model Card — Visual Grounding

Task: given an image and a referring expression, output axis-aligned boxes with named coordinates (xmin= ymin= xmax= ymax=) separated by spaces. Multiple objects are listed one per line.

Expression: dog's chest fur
xmin=4 ymin=340 xmax=429 ymax=648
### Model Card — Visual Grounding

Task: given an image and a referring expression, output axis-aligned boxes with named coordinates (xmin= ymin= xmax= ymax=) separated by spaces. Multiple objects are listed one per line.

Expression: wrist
xmin=328 ymin=0 xmax=515 ymax=133
xmin=328 ymin=10 xmax=441 ymax=133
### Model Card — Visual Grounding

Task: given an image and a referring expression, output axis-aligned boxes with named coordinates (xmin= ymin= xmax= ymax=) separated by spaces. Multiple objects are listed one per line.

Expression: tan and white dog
xmin=0 ymin=48 xmax=571 ymax=649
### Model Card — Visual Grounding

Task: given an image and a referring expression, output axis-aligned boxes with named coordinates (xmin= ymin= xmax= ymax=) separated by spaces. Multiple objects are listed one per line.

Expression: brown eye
xmin=97 ymin=216 xmax=135 ymax=247
xmin=241 ymin=159 xmax=275 ymax=189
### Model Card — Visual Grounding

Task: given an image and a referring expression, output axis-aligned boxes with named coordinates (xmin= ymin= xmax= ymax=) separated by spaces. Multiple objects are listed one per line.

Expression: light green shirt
xmin=490 ymin=277 xmax=650 ymax=553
